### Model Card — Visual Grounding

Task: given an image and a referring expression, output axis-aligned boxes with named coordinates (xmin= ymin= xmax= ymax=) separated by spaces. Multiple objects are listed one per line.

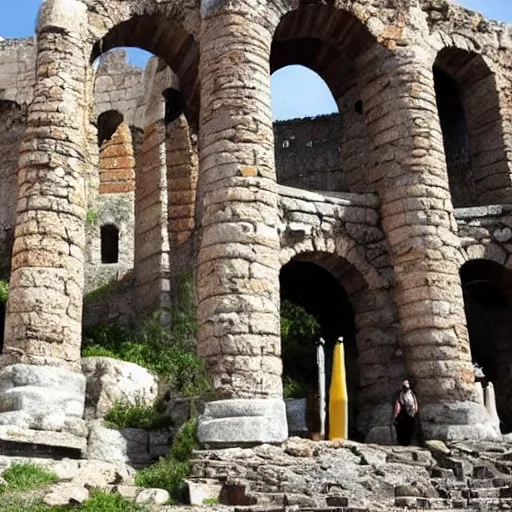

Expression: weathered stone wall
xmin=0 ymin=38 xmax=36 ymax=106
xmin=0 ymin=0 xmax=512 ymax=446
xmin=274 ymin=115 xmax=343 ymax=192
xmin=0 ymin=102 xmax=25 ymax=279
xmin=278 ymin=186 xmax=400 ymax=441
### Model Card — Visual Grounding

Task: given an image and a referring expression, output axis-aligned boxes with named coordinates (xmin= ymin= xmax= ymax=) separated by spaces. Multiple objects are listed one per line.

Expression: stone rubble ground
xmin=1 ymin=437 xmax=512 ymax=510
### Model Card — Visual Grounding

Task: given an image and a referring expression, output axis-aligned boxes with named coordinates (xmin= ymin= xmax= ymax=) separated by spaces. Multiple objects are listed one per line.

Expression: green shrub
xmin=281 ymin=300 xmax=321 ymax=396
xmin=82 ymin=345 xmax=120 ymax=359
xmin=135 ymin=459 xmax=188 ymax=503
xmin=82 ymin=273 xmax=211 ymax=398
xmin=170 ymin=418 xmax=198 ymax=463
xmin=104 ymin=402 xmax=173 ymax=431
xmin=135 ymin=418 xmax=198 ymax=502
xmin=283 ymin=376 xmax=308 ymax=399
xmin=0 ymin=463 xmax=58 ymax=494
xmin=0 ymin=280 xmax=8 ymax=304
xmin=81 ymin=490 xmax=146 ymax=511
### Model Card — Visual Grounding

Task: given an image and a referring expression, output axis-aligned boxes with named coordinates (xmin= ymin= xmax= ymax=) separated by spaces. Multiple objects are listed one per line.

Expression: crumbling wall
xmin=0 ymin=102 xmax=25 ymax=279
xmin=274 ymin=115 xmax=343 ymax=192
xmin=0 ymin=38 xmax=36 ymax=106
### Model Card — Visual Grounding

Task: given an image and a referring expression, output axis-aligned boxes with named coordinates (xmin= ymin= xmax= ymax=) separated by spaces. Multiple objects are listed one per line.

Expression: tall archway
xmin=434 ymin=48 xmax=510 ymax=207
xmin=280 ymin=250 xmax=401 ymax=441
xmin=270 ymin=4 xmax=379 ymax=195
xmin=461 ymin=259 xmax=512 ymax=432
xmin=85 ymin=14 xmax=200 ymax=324
xmin=280 ymin=259 xmax=359 ymax=439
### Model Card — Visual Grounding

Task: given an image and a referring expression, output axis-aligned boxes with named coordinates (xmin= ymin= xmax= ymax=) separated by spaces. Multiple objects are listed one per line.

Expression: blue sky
xmin=1 ymin=0 xmax=511 ymax=120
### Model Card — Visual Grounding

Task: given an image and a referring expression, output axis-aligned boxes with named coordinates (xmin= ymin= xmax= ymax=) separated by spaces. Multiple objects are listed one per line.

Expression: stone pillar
xmin=134 ymin=116 xmax=171 ymax=324
xmin=363 ymin=47 xmax=498 ymax=441
xmin=0 ymin=0 xmax=88 ymax=442
xmin=196 ymin=2 xmax=286 ymax=445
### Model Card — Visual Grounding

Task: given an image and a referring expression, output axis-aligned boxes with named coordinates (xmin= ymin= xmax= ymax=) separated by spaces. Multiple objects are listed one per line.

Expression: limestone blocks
xmin=197 ymin=399 xmax=288 ymax=447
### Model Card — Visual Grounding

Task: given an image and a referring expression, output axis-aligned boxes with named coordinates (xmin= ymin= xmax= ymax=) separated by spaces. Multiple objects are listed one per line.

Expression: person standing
xmin=393 ymin=380 xmax=419 ymax=446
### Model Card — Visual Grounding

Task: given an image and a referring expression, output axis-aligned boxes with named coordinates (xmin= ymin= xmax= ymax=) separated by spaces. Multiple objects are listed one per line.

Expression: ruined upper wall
xmin=0 ymin=38 xmax=36 ymax=107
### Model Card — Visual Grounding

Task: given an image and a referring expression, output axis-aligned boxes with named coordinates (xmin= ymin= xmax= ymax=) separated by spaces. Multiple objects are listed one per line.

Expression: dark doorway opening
xmin=280 ymin=259 xmax=360 ymax=439
xmin=101 ymin=224 xmax=120 ymax=264
xmin=461 ymin=259 xmax=512 ymax=433
xmin=97 ymin=110 xmax=124 ymax=147
xmin=433 ymin=66 xmax=473 ymax=208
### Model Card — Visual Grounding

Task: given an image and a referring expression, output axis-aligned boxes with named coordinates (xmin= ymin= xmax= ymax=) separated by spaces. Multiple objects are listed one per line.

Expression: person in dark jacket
xmin=393 ymin=380 xmax=419 ymax=446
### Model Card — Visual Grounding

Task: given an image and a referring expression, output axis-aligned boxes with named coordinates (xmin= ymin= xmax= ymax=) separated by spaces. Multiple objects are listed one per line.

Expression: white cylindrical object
xmin=317 ymin=338 xmax=326 ymax=440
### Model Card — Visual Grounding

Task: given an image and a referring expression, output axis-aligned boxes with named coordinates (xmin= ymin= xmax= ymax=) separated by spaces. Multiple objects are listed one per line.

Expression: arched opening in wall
xmin=280 ymin=253 xmax=369 ymax=441
xmin=96 ymin=110 xmax=136 ymax=195
xmin=270 ymin=5 xmax=379 ymax=194
xmin=460 ymin=259 xmax=512 ymax=433
xmin=101 ymin=224 xmax=120 ymax=264
xmin=434 ymin=48 xmax=509 ymax=207
xmin=85 ymin=14 xmax=199 ymax=325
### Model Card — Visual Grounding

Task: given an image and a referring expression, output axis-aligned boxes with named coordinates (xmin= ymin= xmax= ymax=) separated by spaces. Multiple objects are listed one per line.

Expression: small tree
xmin=281 ymin=300 xmax=321 ymax=398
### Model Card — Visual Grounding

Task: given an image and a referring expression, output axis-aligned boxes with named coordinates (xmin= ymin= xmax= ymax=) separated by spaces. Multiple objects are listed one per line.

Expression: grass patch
xmin=0 ymin=502 xmax=65 ymax=512
xmin=135 ymin=418 xmax=198 ymax=502
xmin=0 ymin=463 xmax=58 ymax=494
xmin=104 ymin=402 xmax=173 ymax=431
xmin=81 ymin=491 xmax=146 ymax=511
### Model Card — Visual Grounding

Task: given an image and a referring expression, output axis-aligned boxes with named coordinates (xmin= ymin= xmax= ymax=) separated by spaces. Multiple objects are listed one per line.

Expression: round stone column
xmin=362 ymin=46 xmax=498 ymax=441
xmin=196 ymin=2 xmax=286 ymax=445
xmin=0 ymin=0 xmax=88 ymax=441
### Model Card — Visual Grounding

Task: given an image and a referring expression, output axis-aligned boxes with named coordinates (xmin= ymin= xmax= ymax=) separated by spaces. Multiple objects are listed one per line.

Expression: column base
xmin=419 ymin=400 xmax=501 ymax=442
xmin=0 ymin=364 xmax=86 ymax=444
xmin=197 ymin=399 xmax=288 ymax=448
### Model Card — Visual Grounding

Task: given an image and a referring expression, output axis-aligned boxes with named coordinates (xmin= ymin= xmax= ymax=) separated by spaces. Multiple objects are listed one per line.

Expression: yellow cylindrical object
xmin=329 ymin=341 xmax=348 ymax=440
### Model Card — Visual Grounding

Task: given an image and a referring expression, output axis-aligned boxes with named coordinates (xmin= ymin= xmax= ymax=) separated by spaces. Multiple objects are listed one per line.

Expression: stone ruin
xmin=0 ymin=0 xmax=511 ymax=460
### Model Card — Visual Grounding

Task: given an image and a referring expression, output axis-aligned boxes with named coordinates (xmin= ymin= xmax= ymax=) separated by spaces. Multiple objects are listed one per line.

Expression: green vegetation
xmin=0 ymin=463 xmax=58 ymax=494
xmin=283 ymin=376 xmax=308 ymax=400
xmin=135 ymin=418 xmax=198 ymax=502
xmin=83 ymin=280 xmax=120 ymax=305
xmin=86 ymin=209 xmax=98 ymax=226
xmin=281 ymin=300 xmax=321 ymax=398
xmin=81 ymin=491 xmax=146 ymax=512
xmin=0 ymin=502 xmax=64 ymax=512
xmin=82 ymin=273 xmax=210 ymax=397
xmin=203 ymin=498 xmax=218 ymax=505
xmin=0 ymin=279 xmax=8 ymax=304
xmin=104 ymin=402 xmax=173 ymax=431
xmin=0 ymin=491 xmax=148 ymax=512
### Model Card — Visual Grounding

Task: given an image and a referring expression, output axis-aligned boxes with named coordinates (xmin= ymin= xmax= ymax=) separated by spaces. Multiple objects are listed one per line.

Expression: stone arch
xmin=90 ymin=12 xmax=199 ymax=124
xmin=269 ymin=2 xmax=393 ymax=194
xmin=433 ymin=46 xmax=510 ymax=207
xmin=460 ymin=259 xmax=512 ymax=433
xmin=279 ymin=242 xmax=401 ymax=442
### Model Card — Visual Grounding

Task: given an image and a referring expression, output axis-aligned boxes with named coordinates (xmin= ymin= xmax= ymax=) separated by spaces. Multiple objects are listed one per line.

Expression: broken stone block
xmin=43 ymin=484 xmax=89 ymax=506
xmin=82 ymin=357 xmax=158 ymax=420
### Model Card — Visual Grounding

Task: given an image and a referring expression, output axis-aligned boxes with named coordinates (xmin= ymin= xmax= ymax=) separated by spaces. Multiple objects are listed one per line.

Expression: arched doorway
xmin=280 ymin=258 xmax=359 ymax=439
xmin=461 ymin=259 xmax=512 ymax=432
